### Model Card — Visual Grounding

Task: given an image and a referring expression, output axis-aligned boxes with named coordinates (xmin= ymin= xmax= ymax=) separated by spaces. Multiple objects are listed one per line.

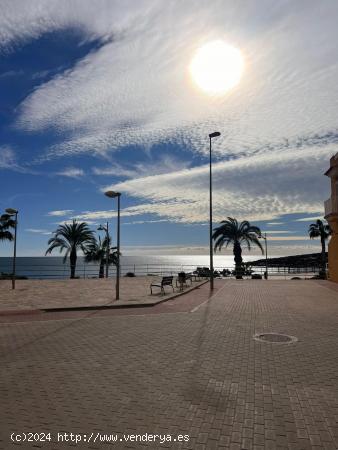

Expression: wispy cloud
xmin=0 ymin=146 xmax=35 ymax=173
xmin=103 ymin=145 xmax=331 ymax=224
xmin=262 ymin=231 xmax=291 ymax=234
xmin=266 ymin=236 xmax=310 ymax=241
xmin=47 ymin=210 xmax=74 ymax=217
xmin=8 ymin=1 xmax=338 ymax=165
xmin=295 ymin=216 xmax=324 ymax=222
xmin=0 ymin=146 xmax=16 ymax=168
xmin=2 ymin=0 xmax=338 ymax=233
xmin=25 ymin=228 xmax=51 ymax=235
xmin=123 ymin=219 xmax=169 ymax=225
xmin=93 ymin=155 xmax=191 ymax=179
xmin=56 ymin=167 xmax=84 ymax=178
xmin=266 ymin=222 xmax=285 ymax=225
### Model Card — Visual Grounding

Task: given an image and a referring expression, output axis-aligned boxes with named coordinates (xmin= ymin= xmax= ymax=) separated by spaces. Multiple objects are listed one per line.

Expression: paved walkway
xmin=1 ymin=280 xmax=338 ymax=449
xmin=0 ymin=277 xmax=205 ymax=311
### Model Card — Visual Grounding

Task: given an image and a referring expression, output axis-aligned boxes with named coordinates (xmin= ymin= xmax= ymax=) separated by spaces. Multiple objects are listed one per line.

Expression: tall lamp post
xmin=260 ymin=233 xmax=268 ymax=279
xmin=5 ymin=208 xmax=18 ymax=290
xmin=98 ymin=222 xmax=109 ymax=278
xmin=208 ymin=131 xmax=221 ymax=290
xmin=104 ymin=191 xmax=121 ymax=300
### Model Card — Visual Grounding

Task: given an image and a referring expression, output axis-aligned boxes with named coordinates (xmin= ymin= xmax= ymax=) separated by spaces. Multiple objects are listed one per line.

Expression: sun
xmin=189 ymin=40 xmax=244 ymax=95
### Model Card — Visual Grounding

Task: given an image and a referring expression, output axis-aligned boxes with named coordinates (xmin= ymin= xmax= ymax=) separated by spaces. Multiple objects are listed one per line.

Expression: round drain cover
xmin=253 ymin=333 xmax=297 ymax=344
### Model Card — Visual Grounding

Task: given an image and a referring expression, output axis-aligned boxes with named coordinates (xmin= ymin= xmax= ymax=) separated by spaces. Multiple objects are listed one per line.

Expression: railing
xmin=0 ymin=262 xmax=321 ymax=280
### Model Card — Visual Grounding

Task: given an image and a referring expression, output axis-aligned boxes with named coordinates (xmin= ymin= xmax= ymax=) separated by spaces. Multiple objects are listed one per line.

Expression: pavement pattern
xmin=1 ymin=279 xmax=338 ymax=450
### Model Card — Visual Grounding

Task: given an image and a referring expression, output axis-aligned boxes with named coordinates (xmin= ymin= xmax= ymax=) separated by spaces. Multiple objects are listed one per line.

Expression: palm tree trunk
xmin=99 ymin=261 xmax=104 ymax=278
xmin=233 ymin=241 xmax=243 ymax=279
xmin=70 ymin=248 xmax=77 ymax=279
xmin=320 ymin=235 xmax=326 ymax=278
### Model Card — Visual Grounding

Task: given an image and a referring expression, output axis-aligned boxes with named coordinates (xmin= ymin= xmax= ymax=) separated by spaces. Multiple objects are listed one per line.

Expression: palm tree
xmin=45 ymin=220 xmax=94 ymax=279
xmin=213 ymin=217 xmax=264 ymax=279
xmin=84 ymin=235 xmax=119 ymax=278
xmin=0 ymin=213 xmax=15 ymax=243
xmin=308 ymin=219 xmax=331 ymax=277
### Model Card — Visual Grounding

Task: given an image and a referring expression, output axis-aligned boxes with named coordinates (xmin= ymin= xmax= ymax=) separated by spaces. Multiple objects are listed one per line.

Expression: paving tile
xmin=0 ymin=279 xmax=338 ymax=449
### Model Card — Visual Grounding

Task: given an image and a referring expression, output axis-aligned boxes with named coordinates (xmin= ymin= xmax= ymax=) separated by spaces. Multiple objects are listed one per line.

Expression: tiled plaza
xmin=1 ymin=279 xmax=338 ymax=449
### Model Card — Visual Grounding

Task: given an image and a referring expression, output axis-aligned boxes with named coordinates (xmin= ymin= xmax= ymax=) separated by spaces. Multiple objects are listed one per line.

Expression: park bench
xmin=150 ymin=276 xmax=174 ymax=295
xmin=176 ymin=272 xmax=193 ymax=289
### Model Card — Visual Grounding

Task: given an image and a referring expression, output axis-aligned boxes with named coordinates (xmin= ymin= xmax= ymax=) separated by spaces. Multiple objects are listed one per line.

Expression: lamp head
xmin=97 ymin=225 xmax=104 ymax=231
xmin=5 ymin=208 xmax=18 ymax=215
xmin=105 ymin=190 xmax=121 ymax=198
xmin=209 ymin=131 xmax=221 ymax=139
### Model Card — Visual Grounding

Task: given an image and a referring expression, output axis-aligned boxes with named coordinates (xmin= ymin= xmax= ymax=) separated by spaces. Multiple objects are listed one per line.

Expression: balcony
xmin=324 ymin=196 xmax=338 ymax=217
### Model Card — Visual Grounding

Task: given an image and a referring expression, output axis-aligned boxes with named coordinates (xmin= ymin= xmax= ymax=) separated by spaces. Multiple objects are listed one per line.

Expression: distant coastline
xmin=248 ymin=252 xmax=325 ymax=268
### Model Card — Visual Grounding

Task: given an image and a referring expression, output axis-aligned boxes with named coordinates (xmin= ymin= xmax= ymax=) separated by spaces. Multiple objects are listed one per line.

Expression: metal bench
xmin=150 ymin=276 xmax=174 ymax=295
xmin=176 ymin=272 xmax=193 ymax=289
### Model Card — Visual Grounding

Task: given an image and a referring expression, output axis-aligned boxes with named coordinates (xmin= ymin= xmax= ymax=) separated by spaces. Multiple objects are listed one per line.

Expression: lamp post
xmin=5 ymin=208 xmax=18 ymax=290
xmin=260 ymin=232 xmax=268 ymax=280
xmin=104 ymin=191 xmax=121 ymax=300
xmin=208 ymin=131 xmax=221 ymax=290
xmin=98 ymin=222 xmax=109 ymax=278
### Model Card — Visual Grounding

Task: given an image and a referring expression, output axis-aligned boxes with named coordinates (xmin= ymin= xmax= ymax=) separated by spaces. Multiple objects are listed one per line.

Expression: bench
xmin=150 ymin=276 xmax=174 ymax=295
xmin=176 ymin=272 xmax=193 ymax=289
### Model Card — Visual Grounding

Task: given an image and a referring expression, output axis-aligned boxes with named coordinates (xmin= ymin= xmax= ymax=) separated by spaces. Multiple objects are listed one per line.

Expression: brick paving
xmin=0 ymin=280 xmax=338 ymax=449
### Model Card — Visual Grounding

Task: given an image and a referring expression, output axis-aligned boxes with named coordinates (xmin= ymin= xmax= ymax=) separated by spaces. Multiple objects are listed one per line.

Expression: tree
xmin=0 ymin=213 xmax=15 ymax=243
xmin=84 ymin=235 xmax=119 ymax=278
xmin=308 ymin=219 xmax=331 ymax=278
xmin=45 ymin=220 xmax=94 ymax=279
xmin=213 ymin=217 xmax=264 ymax=279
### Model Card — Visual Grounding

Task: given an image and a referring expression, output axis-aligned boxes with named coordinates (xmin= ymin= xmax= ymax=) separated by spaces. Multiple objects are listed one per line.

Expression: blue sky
xmin=0 ymin=0 xmax=336 ymax=257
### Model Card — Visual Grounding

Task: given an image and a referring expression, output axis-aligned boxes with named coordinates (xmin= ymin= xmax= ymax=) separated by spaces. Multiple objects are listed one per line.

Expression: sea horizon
xmin=0 ymin=254 xmax=276 ymax=279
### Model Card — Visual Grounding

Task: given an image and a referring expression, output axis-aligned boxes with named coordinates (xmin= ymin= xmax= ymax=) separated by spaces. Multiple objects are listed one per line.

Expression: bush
xmin=125 ymin=272 xmax=135 ymax=277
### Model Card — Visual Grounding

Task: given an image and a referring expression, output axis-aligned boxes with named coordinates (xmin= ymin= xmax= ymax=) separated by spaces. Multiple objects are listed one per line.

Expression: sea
xmin=0 ymin=255 xmax=265 ymax=279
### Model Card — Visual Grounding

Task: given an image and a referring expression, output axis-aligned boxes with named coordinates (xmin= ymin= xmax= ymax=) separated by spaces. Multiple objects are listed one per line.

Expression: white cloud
xmin=266 ymin=222 xmax=285 ymax=225
xmin=8 ymin=0 xmax=338 ymax=164
xmin=92 ymin=155 xmax=191 ymax=179
xmin=266 ymin=236 xmax=309 ymax=241
xmin=2 ymin=1 xmax=338 ymax=228
xmin=261 ymin=231 xmax=291 ymax=234
xmin=294 ymin=216 xmax=325 ymax=222
xmin=0 ymin=146 xmax=16 ymax=168
xmin=47 ymin=210 xmax=74 ymax=216
xmin=123 ymin=219 xmax=169 ymax=225
xmin=25 ymin=228 xmax=51 ymax=235
xmin=55 ymin=219 xmax=98 ymax=226
xmin=0 ymin=146 xmax=34 ymax=173
xmin=56 ymin=167 xmax=84 ymax=178
xmin=102 ymin=144 xmax=332 ymax=224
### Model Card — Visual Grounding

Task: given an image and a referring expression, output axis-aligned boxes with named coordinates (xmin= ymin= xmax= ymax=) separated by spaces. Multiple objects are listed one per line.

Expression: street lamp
xmin=260 ymin=233 xmax=268 ymax=280
xmin=97 ymin=222 xmax=109 ymax=279
xmin=104 ymin=191 xmax=121 ymax=300
xmin=208 ymin=131 xmax=221 ymax=290
xmin=5 ymin=208 xmax=18 ymax=290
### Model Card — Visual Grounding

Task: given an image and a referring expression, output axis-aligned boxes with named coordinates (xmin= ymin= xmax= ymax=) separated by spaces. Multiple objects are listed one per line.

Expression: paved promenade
xmin=0 ymin=277 xmax=206 ymax=311
xmin=1 ymin=280 xmax=338 ymax=449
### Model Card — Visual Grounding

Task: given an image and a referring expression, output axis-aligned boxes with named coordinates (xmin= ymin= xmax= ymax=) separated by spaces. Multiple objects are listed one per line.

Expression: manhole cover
xmin=253 ymin=333 xmax=298 ymax=344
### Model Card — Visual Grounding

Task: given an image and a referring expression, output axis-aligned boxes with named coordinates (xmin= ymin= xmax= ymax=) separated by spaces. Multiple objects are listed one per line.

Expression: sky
xmin=0 ymin=0 xmax=336 ymax=257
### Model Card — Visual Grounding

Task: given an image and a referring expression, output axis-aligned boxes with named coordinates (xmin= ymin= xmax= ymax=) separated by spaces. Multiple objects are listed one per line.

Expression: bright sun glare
xmin=189 ymin=40 xmax=244 ymax=95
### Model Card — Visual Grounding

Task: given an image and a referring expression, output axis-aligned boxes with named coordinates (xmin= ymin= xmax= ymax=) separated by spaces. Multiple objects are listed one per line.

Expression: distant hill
xmin=247 ymin=252 xmax=326 ymax=268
